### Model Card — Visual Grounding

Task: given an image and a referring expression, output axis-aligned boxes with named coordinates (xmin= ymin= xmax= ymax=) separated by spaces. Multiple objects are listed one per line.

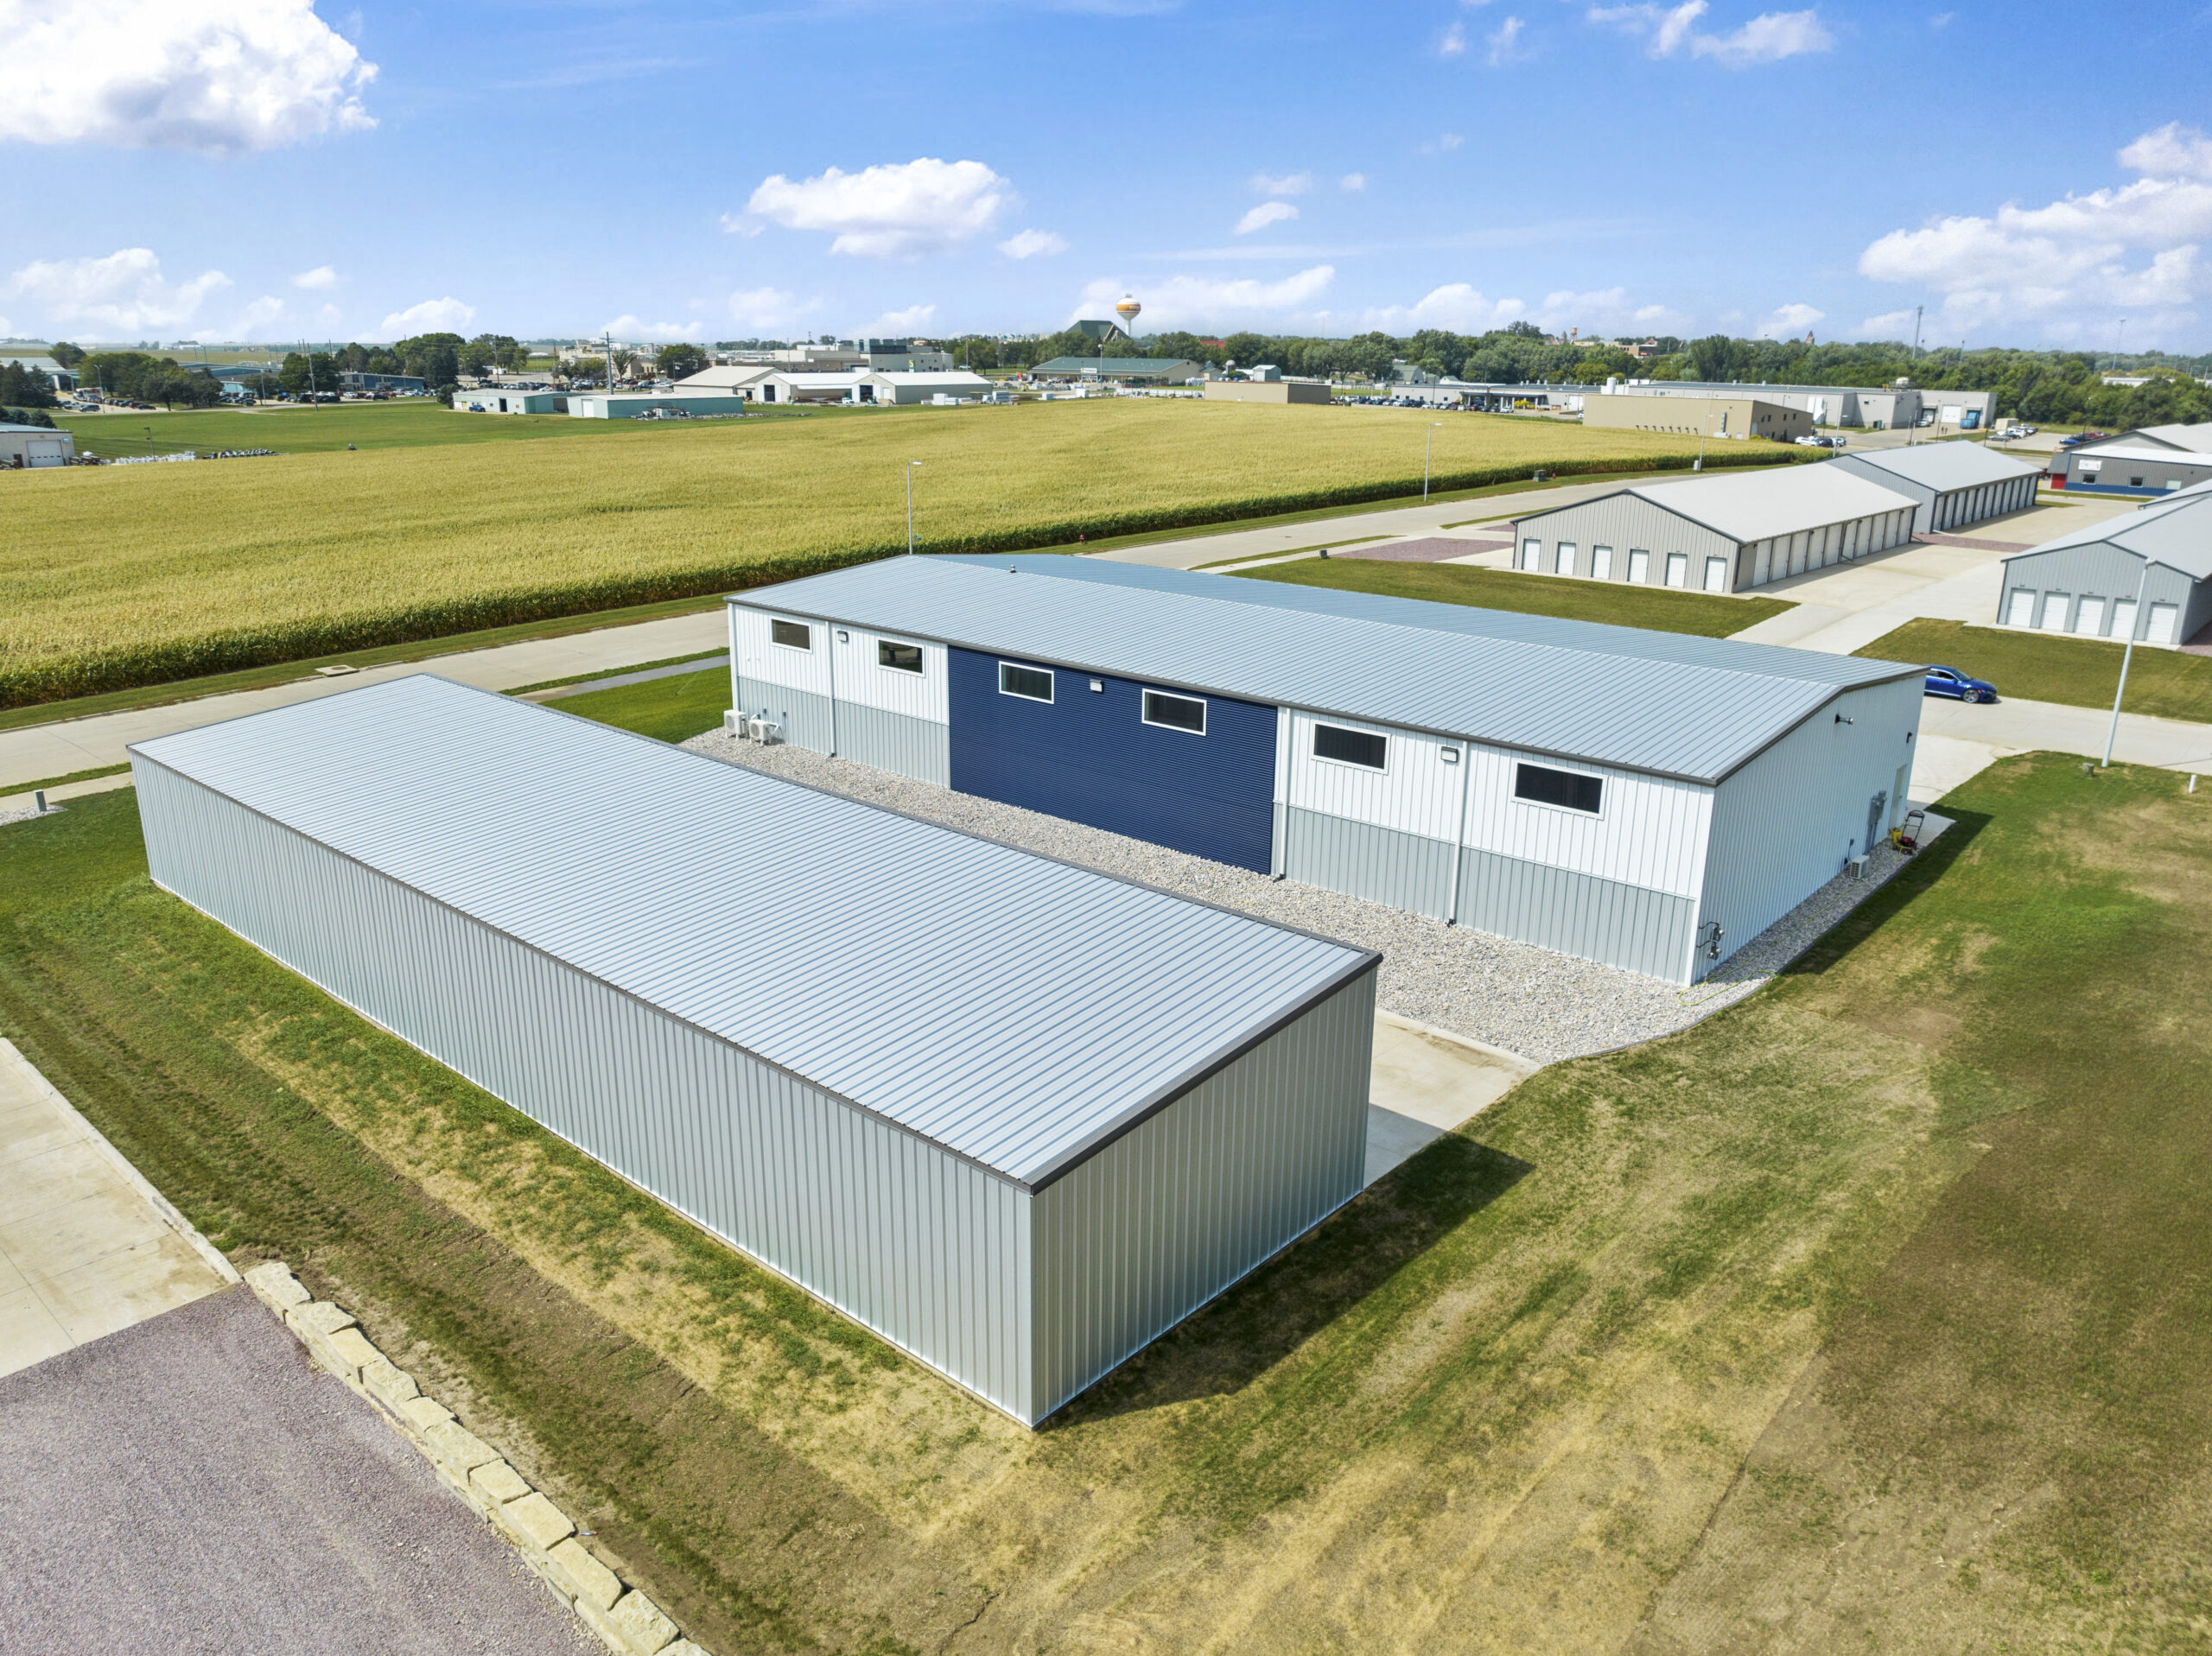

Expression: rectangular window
xmin=1628 ymin=548 xmax=1650 ymax=583
xmin=1555 ymin=541 xmax=1576 ymax=575
xmin=1313 ymin=723 xmax=1387 ymax=771
xmin=1664 ymin=551 xmax=1688 ymax=588
xmin=770 ymin=619 xmax=810 ymax=650
xmin=1515 ymin=762 xmax=1604 ymax=815
xmin=1141 ymin=689 xmax=1205 ymax=733
xmin=877 ymin=639 xmax=923 ymax=673
xmin=998 ymin=662 xmax=1052 ymax=701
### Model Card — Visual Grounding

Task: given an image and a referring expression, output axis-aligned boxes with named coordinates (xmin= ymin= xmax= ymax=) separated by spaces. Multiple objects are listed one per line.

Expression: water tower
xmin=1114 ymin=295 xmax=1141 ymax=339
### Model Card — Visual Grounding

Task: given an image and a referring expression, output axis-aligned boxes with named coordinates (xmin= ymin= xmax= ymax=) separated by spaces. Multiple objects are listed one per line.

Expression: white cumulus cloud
xmin=292 ymin=264 xmax=338 ymax=289
xmin=0 ymin=0 xmax=376 ymax=156
xmin=1340 ymin=172 xmax=1367 ymax=192
xmin=1074 ymin=266 xmax=1335 ymax=330
xmin=1857 ymin=122 xmax=2212 ymax=340
xmin=726 ymin=287 xmax=812 ymax=331
xmin=1440 ymin=21 xmax=1468 ymax=55
xmin=1759 ymin=301 xmax=1826 ymax=336
xmin=4 ymin=247 xmax=231 ymax=335
xmin=1234 ymin=200 xmax=1300 ymax=235
xmin=998 ymin=228 xmax=1068 ymax=259
xmin=1249 ymin=171 xmax=1313 ymax=196
xmin=744 ymin=157 xmax=1012 ymax=257
xmin=1356 ymin=283 xmax=1525 ymax=333
xmin=1488 ymin=16 xmax=1530 ymax=64
xmin=601 ymin=314 xmax=703 ymax=343
xmin=380 ymin=296 xmax=475 ymax=334
xmin=1586 ymin=3 xmax=1832 ymax=67
xmin=874 ymin=304 xmax=936 ymax=333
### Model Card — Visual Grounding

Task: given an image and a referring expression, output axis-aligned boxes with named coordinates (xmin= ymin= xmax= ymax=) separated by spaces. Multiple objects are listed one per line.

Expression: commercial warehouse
xmin=1827 ymin=441 xmax=2040 ymax=533
xmin=1996 ymin=489 xmax=2212 ymax=645
xmin=728 ymin=556 xmax=1924 ymax=985
xmin=2045 ymin=441 xmax=2212 ymax=498
xmin=1580 ymin=390 xmax=1811 ymax=443
xmin=130 ymin=676 xmax=1379 ymax=1427
xmin=1508 ymin=463 xmax=1919 ymax=593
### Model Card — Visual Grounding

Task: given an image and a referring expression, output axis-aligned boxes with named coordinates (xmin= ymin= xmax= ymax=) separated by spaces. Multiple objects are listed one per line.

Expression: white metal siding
xmin=1459 ymin=744 xmax=1709 ymax=898
xmin=827 ymin=625 xmax=950 ymax=722
xmin=1283 ymin=710 xmax=1463 ymax=840
xmin=731 ymin=605 xmax=835 ymax=701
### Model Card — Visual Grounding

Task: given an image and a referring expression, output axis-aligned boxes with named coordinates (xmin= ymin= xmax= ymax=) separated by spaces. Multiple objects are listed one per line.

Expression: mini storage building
xmin=1827 ymin=441 xmax=2040 ymax=534
xmin=729 ymin=556 xmax=1925 ymax=984
xmin=1508 ymin=463 xmax=1919 ymax=593
xmin=1995 ymin=488 xmax=2212 ymax=645
xmin=130 ymin=676 xmax=1379 ymax=1427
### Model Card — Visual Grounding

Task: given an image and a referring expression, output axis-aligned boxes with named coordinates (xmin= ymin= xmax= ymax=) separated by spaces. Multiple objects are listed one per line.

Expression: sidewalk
xmin=0 ymin=608 xmax=729 ymax=798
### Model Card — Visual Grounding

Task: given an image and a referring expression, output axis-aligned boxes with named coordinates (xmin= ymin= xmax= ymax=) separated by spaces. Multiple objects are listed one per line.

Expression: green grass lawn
xmin=1234 ymin=554 xmax=1795 ymax=638
xmin=1858 ymin=617 xmax=2212 ymax=723
xmin=545 ymin=666 xmax=729 ymax=743
xmin=3 ymin=751 xmax=2205 ymax=1649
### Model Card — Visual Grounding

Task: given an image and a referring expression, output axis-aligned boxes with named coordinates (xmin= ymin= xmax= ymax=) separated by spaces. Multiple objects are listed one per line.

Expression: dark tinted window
xmin=770 ymin=619 xmax=810 ymax=650
xmin=878 ymin=640 xmax=922 ymax=673
xmin=1515 ymin=762 xmax=1603 ymax=814
xmin=999 ymin=663 xmax=1052 ymax=701
xmin=1313 ymin=724 xmax=1387 ymax=770
xmin=1142 ymin=690 xmax=1205 ymax=733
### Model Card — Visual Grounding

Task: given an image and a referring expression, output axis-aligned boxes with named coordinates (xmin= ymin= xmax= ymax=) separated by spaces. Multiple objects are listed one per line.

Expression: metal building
xmin=1509 ymin=463 xmax=1919 ymax=593
xmin=2045 ymin=441 xmax=2212 ymax=499
xmin=129 ymin=676 xmax=1379 ymax=1427
xmin=1995 ymin=490 xmax=2212 ymax=645
xmin=728 ymin=556 xmax=1925 ymax=985
xmin=0 ymin=421 xmax=73 ymax=467
xmin=1827 ymin=441 xmax=2041 ymax=534
xmin=1580 ymin=390 xmax=1812 ymax=444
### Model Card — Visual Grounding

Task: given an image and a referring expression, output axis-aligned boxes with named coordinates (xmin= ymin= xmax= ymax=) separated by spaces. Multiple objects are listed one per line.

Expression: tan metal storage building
xmin=1580 ymin=391 xmax=1810 ymax=444
xmin=1510 ymin=463 xmax=1918 ymax=593
xmin=1202 ymin=378 xmax=1330 ymax=405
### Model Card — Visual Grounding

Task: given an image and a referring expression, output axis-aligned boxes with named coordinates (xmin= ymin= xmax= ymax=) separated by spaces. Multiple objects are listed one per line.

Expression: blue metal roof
xmin=736 ymin=555 xmax=1917 ymax=784
xmin=130 ymin=675 xmax=1373 ymax=1190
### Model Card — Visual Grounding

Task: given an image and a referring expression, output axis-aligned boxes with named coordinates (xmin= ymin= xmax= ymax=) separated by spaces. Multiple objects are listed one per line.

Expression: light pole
xmin=2102 ymin=560 xmax=2152 ymax=768
xmin=906 ymin=460 xmax=922 ymax=554
xmin=1423 ymin=422 xmax=1442 ymax=502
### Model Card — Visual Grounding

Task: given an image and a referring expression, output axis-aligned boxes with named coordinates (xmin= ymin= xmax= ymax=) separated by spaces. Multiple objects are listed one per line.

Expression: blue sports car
xmin=1923 ymin=664 xmax=1997 ymax=702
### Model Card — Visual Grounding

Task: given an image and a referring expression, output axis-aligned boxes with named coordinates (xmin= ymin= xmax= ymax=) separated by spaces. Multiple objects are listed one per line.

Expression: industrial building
xmin=340 ymin=371 xmax=427 ymax=395
xmin=2081 ymin=422 xmax=2212 ymax=454
xmin=129 ymin=676 xmax=1378 ymax=1426
xmin=1592 ymin=379 xmax=1998 ymax=431
xmin=728 ymin=555 xmax=1924 ymax=985
xmin=855 ymin=370 xmax=995 ymax=405
xmin=564 ymin=390 xmax=752 ymax=418
xmin=2046 ymin=441 xmax=2212 ymax=498
xmin=1996 ymin=489 xmax=2212 ymax=645
xmin=1580 ymin=391 xmax=1811 ymax=443
xmin=1202 ymin=378 xmax=1330 ymax=406
xmin=452 ymin=389 xmax=564 ymax=414
xmin=0 ymin=421 xmax=73 ymax=466
xmin=1509 ymin=463 xmax=1918 ymax=593
xmin=1827 ymin=441 xmax=2041 ymax=533
xmin=1030 ymin=358 xmax=1203 ymax=386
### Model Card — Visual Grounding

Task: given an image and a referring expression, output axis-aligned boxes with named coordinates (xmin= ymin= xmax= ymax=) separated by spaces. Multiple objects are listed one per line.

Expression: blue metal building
xmin=728 ymin=556 xmax=1927 ymax=984
xmin=130 ymin=676 xmax=1378 ymax=1425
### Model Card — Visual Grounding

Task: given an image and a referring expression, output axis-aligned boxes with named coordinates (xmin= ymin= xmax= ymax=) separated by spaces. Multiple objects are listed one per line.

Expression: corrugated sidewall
xmin=947 ymin=647 xmax=1276 ymax=872
xmin=1997 ymin=547 xmax=2207 ymax=641
xmin=1026 ymin=966 xmax=1376 ymax=1424
xmin=132 ymin=757 xmax=1035 ymax=1418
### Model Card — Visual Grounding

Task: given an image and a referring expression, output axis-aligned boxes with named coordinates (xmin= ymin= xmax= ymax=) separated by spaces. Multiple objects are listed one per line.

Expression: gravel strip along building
xmin=129 ymin=676 xmax=1379 ymax=1427
xmin=1826 ymin=441 xmax=2042 ymax=534
xmin=1995 ymin=488 xmax=2212 ymax=644
xmin=727 ymin=555 xmax=1924 ymax=985
xmin=1508 ymin=462 xmax=1920 ymax=593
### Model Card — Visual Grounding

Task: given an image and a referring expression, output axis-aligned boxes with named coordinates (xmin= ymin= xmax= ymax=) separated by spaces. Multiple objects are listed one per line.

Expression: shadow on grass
xmin=1780 ymin=806 xmax=1993 ymax=980
xmin=1053 ymin=1132 xmax=1533 ymax=1427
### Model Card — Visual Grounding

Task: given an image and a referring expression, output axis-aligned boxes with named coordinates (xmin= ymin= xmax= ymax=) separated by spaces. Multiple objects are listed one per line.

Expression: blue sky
xmin=3 ymin=1 xmax=2210 ymax=350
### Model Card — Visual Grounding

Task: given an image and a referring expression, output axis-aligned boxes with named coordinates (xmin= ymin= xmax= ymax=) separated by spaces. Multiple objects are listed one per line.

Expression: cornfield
xmin=2 ymin=399 xmax=1783 ymax=707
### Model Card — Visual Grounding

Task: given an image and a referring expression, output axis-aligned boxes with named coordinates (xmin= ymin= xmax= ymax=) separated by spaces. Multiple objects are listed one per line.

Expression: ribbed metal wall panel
xmin=835 ymin=701 xmax=950 ymax=785
xmin=1503 ymin=494 xmax=1738 ymax=589
xmin=1281 ymin=806 xmax=1455 ymax=919
xmin=1697 ymin=676 xmax=1924 ymax=974
xmin=1282 ymin=710 xmax=1465 ymax=839
xmin=822 ymin=625 xmax=950 ymax=722
xmin=731 ymin=677 xmax=836 ymax=753
xmin=1028 ymin=968 xmax=1375 ymax=1420
xmin=1459 ymin=742 xmax=1708 ymax=896
xmin=1995 ymin=545 xmax=2207 ymax=640
xmin=1456 ymin=845 xmax=1698 ymax=981
xmin=132 ymin=756 xmax=1037 ymax=1416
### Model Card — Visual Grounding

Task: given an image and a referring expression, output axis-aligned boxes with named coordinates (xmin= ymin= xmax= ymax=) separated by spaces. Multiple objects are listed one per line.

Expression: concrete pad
xmin=0 ymin=1137 xmax=146 ymax=1224
xmin=28 ymin=1230 xmax=232 ymax=1346
xmin=0 ymin=1183 xmax=168 ymax=1284
xmin=1730 ymin=602 xmax=1853 ymax=648
xmin=1908 ymin=733 xmax=2018 ymax=804
xmin=0 ymin=1284 xmax=72 ymax=1375
xmin=1365 ymin=1015 xmax=1535 ymax=1186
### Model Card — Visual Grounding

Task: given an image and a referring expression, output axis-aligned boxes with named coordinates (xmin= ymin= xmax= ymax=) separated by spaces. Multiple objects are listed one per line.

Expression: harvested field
xmin=1 ymin=399 xmax=1787 ymax=706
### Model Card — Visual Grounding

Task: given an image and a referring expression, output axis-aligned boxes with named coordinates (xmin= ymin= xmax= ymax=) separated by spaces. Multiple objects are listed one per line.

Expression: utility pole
xmin=2113 ymin=318 xmax=2128 ymax=371
xmin=1910 ymin=304 xmax=1923 ymax=360
xmin=1423 ymin=422 xmax=1442 ymax=501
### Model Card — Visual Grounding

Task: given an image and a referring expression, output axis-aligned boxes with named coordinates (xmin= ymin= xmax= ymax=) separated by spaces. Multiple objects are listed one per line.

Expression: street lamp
xmin=2103 ymin=560 xmax=2152 ymax=768
xmin=1423 ymin=422 xmax=1443 ymax=502
xmin=906 ymin=460 xmax=923 ymax=554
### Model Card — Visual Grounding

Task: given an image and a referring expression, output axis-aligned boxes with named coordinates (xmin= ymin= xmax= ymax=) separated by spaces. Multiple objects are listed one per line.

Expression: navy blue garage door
xmin=948 ymin=649 xmax=1275 ymax=872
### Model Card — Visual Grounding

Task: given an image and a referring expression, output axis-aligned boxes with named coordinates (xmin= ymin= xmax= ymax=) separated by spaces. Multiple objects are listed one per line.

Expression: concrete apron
xmin=1365 ymin=1012 xmax=1538 ymax=1187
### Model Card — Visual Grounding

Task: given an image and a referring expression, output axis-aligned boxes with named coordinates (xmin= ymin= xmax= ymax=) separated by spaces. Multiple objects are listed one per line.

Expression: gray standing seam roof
xmin=737 ymin=555 xmax=1917 ymax=784
xmin=129 ymin=675 xmax=1375 ymax=1190
xmin=2003 ymin=492 xmax=2212 ymax=582
xmin=1831 ymin=442 xmax=2038 ymax=492
xmin=1511 ymin=462 xmax=1919 ymax=545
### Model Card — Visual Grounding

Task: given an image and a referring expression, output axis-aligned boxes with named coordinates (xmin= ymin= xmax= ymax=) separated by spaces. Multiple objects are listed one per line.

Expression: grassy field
xmin=2 ymin=399 xmax=1794 ymax=707
xmin=1858 ymin=618 xmax=2212 ymax=723
xmin=3 ymin=751 xmax=2205 ymax=1652
xmin=1235 ymin=554 xmax=1795 ymax=638
xmin=546 ymin=666 xmax=730 ymax=742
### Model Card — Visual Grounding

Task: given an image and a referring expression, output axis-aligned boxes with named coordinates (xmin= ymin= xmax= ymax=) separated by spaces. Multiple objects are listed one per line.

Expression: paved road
xmin=0 ymin=1287 xmax=596 ymax=1656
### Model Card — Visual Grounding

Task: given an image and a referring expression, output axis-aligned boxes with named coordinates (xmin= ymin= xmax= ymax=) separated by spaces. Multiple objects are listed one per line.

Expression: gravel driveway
xmin=0 ymin=1287 xmax=596 ymax=1656
xmin=684 ymin=731 xmax=1921 ymax=1063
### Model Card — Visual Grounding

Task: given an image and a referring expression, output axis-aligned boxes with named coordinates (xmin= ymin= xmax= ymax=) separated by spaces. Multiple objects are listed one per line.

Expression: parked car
xmin=1923 ymin=664 xmax=1997 ymax=703
xmin=1795 ymin=433 xmax=1826 ymax=447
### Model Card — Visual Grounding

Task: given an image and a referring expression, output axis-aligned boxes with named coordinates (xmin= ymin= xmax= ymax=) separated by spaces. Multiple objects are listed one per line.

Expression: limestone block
xmin=288 ymin=1300 xmax=357 ymax=1338
xmin=470 ymin=1459 xmax=531 ymax=1506
xmin=497 ymin=1490 xmax=576 ymax=1552
xmin=321 ymin=1327 xmax=381 ymax=1381
xmin=604 ymin=1590 xmax=678 ymax=1655
xmin=660 ymin=1643 xmax=714 ymax=1656
xmin=423 ymin=1421 xmax=499 ymax=1477
xmin=396 ymin=1394 xmax=453 ymax=1434
xmin=359 ymin=1356 xmax=420 ymax=1409
xmin=544 ymin=1537 xmax=622 ymax=1613
xmin=244 ymin=1261 xmax=309 ymax=1310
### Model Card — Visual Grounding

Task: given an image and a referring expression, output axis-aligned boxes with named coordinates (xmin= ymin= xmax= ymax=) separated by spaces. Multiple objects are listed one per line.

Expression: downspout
xmin=1445 ymin=740 xmax=1473 ymax=925
xmin=824 ymin=621 xmax=839 ymax=757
